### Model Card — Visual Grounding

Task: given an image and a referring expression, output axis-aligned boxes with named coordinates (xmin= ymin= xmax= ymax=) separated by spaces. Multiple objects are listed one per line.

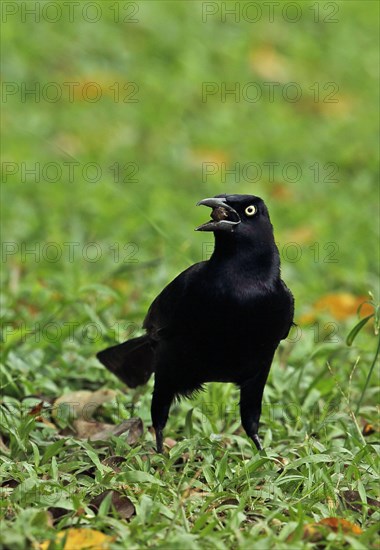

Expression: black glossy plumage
xmin=97 ymin=194 xmax=294 ymax=452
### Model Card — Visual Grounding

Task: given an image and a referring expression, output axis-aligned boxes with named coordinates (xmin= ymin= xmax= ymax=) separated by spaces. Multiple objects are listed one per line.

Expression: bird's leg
xmin=151 ymin=383 xmax=174 ymax=453
xmin=239 ymin=375 xmax=268 ymax=451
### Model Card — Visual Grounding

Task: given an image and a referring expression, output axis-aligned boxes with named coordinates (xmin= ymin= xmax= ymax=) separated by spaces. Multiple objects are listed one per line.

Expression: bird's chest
xmin=182 ymin=282 xmax=284 ymax=342
xmin=160 ymin=280 xmax=289 ymax=386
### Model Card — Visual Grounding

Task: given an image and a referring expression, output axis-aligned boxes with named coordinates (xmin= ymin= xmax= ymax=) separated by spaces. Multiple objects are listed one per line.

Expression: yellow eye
xmin=245 ymin=205 xmax=256 ymax=217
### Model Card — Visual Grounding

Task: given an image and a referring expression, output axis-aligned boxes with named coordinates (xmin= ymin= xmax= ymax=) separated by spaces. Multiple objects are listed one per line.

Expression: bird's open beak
xmin=195 ymin=197 xmax=241 ymax=232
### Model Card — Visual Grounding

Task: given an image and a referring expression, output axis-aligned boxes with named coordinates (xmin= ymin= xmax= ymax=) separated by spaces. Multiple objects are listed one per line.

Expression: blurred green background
xmin=2 ymin=0 xmax=378 ymax=308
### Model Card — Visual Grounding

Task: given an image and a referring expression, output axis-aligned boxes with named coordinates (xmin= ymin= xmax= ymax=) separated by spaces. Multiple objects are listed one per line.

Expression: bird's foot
xmin=252 ymin=434 xmax=263 ymax=451
xmin=155 ymin=428 xmax=164 ymax=453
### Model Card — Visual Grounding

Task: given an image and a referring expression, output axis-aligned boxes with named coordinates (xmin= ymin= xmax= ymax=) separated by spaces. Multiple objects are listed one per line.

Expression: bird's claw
xmin=155 ymin=428 xmax=164 ymax=454
xmin=252 ymin=434 xmax=263 ymax=451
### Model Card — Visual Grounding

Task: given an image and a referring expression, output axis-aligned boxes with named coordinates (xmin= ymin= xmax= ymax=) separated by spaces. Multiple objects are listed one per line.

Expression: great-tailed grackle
xmin=97 ymin=194 xmax=294 ymax=452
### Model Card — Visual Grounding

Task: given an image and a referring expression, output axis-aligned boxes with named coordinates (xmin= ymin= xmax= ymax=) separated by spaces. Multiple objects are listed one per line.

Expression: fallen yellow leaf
xmin=299 ymin=293 xmax=373 ymax=324
xmin=39 ymin=528 xmax=115 ymax=549
xmin=301 ymin=517 xmax=362 ymax=542
xmin=319 ymin=517 xmax=363 ymax=534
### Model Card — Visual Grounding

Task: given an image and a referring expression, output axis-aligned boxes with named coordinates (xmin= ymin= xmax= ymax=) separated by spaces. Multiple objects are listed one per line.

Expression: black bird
xmin=97 ymin=194 xmax=294 ymax=452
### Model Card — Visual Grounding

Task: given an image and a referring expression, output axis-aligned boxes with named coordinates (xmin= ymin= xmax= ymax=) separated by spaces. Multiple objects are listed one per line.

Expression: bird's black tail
xmin=97 ymin=335 xmax=154 ymax=388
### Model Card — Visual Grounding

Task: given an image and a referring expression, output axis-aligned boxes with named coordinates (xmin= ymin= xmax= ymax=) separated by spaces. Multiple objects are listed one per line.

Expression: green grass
xmin=1 ymin=1 xmax=379 ymax=548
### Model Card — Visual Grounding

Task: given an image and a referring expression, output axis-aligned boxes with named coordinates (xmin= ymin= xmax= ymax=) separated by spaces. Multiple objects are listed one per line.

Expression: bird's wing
xmin=143 ymin=261 xmax=206 ymax=341
xmin=279 ymin=279 xmax=295 ymax=340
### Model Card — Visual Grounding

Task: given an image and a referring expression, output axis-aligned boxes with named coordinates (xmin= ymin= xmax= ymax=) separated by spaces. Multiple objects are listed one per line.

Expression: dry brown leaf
xmin=53 ymin=389 xmax=117 ymax=420
xmin=25 ymin=400 xmax=57 ymax=429
xmin=302 ymin=517 xmax=363 ymax=541
xmin=72 ymin=419 xmax=108 ymax=439
xmin=39 ymin=527 xmax=115 ymax=549
xmin=343 ymin=490 xmax=380 ymax=516
xmin=164 ymin=437 xmax=177 ymax=449
xmin=90 ymin=490 xmax=135 ymax=520
xmin=362 ymin=423 xmax=377 ymax=436
xmin=28 ymin=402 xmax=44 ymax=416
xmin=319 ymin=517 xmax=363 ymax=534
xmin=73 ymin=418 xmax=143 ymax=445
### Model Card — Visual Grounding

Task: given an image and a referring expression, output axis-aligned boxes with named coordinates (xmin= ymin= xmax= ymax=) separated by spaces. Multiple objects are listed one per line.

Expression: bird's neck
xmin=210 ymin=232 xmax=280 ymax=284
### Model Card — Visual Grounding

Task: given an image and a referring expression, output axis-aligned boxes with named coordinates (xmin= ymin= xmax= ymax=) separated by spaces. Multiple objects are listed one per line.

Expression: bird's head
xmin=196 ymin=194 xmax=279 ymax=273
xmin=196 ymin=194 xmax=271 ymax=236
